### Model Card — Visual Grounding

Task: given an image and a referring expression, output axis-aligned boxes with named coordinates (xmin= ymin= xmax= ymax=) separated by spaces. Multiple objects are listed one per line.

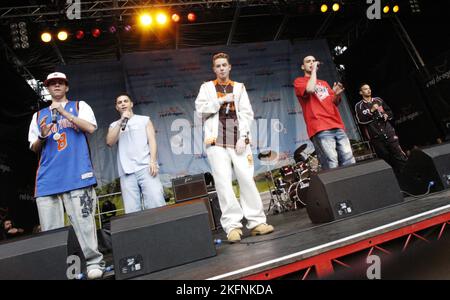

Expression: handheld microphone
xmin=51 ymin=108 xmax=58 ymax=124
xmin=121 ymin=117 xmax=129 ymax=131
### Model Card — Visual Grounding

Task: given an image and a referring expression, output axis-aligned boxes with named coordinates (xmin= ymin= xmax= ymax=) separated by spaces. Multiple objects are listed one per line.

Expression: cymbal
xmin=257 ymin=150 xmax=278 ymax=161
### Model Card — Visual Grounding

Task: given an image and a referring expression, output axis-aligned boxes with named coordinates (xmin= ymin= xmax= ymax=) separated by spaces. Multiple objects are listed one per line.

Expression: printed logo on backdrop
xmin=159 ymin=106 xmax=185 ymax=118
xmin=272 ymin=57 xmax=291 ymax=63
xmin=282 ymin=83 xmax=294 ymax=88
xmin=133 ymin=96 xmax=155 ymax=106
xmin=154 ymin=80 xmax=178 ymax=88
xmin=178 ymin=64 xmax=202 ymax=72
xmin=288 ymin=107 xmax=303 ymax=115
xmin=248 ymin=46 xmax=267 ymax=53
xmin=254 ymin=69 xmax=274 ymax=76
xmin=261 ymin=93 xmax=281 ymax=104
xmin=184 ymin=92 xmax=197 ymax=100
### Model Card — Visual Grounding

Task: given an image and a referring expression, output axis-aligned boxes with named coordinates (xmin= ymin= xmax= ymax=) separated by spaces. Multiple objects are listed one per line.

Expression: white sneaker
xmin=87 ymin=268 xmax=103 ymax=280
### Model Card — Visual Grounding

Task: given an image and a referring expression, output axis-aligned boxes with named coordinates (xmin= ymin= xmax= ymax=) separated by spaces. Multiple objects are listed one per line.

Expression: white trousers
xmin=206 ymin=145 xmax=267 ymax=235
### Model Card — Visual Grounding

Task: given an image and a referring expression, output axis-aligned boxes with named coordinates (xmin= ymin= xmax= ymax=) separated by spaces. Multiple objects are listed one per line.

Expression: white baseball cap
xmin=44 ymin=72 xmax=68 ymax=86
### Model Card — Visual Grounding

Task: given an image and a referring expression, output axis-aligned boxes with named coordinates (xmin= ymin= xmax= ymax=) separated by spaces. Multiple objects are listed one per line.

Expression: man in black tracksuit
xmin=355 ymin=84 xmax=407 ymax=174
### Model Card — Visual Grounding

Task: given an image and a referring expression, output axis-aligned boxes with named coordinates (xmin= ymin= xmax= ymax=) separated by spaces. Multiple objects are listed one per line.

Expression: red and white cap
xmin=44 ymin=72 xmax=68 ymax=86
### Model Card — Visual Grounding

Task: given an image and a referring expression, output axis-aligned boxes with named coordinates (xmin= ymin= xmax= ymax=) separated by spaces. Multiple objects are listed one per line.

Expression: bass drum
xmin=288 ymin=180 xmax=310 ymax=209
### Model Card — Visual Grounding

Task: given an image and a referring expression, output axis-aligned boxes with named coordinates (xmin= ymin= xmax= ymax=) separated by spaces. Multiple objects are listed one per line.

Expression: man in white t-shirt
xmin=106 ymin=94 xmax=165 ymax=213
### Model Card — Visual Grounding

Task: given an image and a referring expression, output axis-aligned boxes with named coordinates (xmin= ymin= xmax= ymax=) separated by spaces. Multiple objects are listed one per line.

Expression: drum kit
xmin=258 ymin=144 xmax=319 ymax=214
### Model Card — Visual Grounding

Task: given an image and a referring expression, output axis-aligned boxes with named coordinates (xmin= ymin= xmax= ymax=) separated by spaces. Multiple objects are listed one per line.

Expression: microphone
xmin=121 ymin=117 xmax=129 ymax=131
xmin=225 ymin=103 xmax=230 ymax=115
xmin=51 ymin=109 xmax=58 ymax=124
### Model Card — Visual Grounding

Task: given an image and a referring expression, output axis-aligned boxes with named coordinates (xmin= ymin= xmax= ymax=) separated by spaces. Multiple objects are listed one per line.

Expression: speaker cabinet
xmin=0 ymin=226 xmax=84 ymax=280
xmin=111 ymin=201 xmax=216 ymax=280
xmin=399 ymin=143 xmax=450 ymax=194
xmin=306 ymin=160 xmax=404 ymax=223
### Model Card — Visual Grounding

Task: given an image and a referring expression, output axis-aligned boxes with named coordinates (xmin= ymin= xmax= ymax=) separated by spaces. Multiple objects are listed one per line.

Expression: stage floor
xmin=128 ymin=189 xmax=450 ymax=280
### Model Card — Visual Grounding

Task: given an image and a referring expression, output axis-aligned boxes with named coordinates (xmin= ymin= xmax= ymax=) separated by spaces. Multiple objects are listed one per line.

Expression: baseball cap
xmin=44 ymin=72 xmax=68 ymax=86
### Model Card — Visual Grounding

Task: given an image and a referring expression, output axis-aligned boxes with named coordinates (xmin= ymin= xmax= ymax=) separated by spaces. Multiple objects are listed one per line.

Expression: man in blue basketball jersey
xmin=28 ymin=72 xmax=104 ymax=279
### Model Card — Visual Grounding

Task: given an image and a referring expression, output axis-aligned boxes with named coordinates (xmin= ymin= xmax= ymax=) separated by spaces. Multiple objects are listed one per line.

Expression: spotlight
xmin=13 ymin=43 xmax=21 ymax=49
xmin=108 ymin=25 xmax=117 ymax=33
xmin=41 ymin=32 xmax=52 ymax=43
xmin=332 ymin=3 xmax=340 ymax=12
xmin=383 ymin=5 xmax=390 ymax=13
xmin=139 ymin=13 xmax=152 ymax=26
xmin=20 ymin=35 xmax=28 ymax=42
xmin=12 ymin=36 xmax=20 ymax=43
xmin=91 ymin=28 xmax=101 ymax=38
xmin=187 ymin=12 xmax=196 ymax=22
xmin=21 ymin=42 xmax=29 ymax=49
xmin=124 ymin=25 xmax=132 ymax=32
xmin=409 ymin=0 xmax=421 ymax=13
xmin=18 ymin=22 xmax=26 ymax=29
xmin=320 ymin=4 xmax=328 ymax=13
xmin=75 ymin=30 xmax=85 ymax=39
xmin=171 ymin=13 xmax=180 ymax=23
xmin=393 ymin=5 xmax=399 ymax=13
xmin=156 ymin=12 xmax=168 ymax=25
xmin=10 ymin=23 xmax=18 ymax=30
xmin=57 ymin=30 xmax=68 ymax=41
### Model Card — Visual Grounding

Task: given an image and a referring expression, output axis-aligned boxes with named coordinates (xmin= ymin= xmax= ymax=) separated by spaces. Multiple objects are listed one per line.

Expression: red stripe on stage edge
xmin=242 ymin=211 xmax=450 ymax=280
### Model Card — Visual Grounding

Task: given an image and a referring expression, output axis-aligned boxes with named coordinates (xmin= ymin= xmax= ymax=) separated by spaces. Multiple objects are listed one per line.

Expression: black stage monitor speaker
xmin=399 ymin=143 xmax=450 ymax=195
xmin=172 ymin=174 xmax=208 ymax=202
xmin=111 ymin=201 xmax=216 ymax=280
xmin=306 ymin=159 xmax=404 ymax=223
xmin=0 ymin=226 xmax=84 ymax=280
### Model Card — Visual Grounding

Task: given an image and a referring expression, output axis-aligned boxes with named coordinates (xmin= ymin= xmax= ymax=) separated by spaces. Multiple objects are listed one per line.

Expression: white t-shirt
xmin=28 ymin=100 xmax=97 ymax=148
xmin=109 ymin=114 xmax=153 ymax=177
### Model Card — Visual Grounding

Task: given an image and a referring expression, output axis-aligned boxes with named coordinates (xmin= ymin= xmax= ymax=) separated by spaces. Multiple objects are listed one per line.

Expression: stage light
xmin=383 ymin=5 xmax=390 ymax=13
xmin=57 ymin=31 xmax=68 ymax=41
xmin=332 ymin=3 xmax=340 ymax=12
xmin=409 ymin=0 xmax=421 ymax=13
xmin=124 ymin=25 xmax=132 ymax=32
xmin=41 ymin=32 xmax=52 ymax=43
xmin=75 ymin=30 xmax=85 ymax=39
xmin=20 ymin=35 xmax=28 ymax=42
xmin=156 ymin=12 xmax=168 ymax=25
xmin=139 ymin=13 xmax=152 ymax=26
xmin=171 ymin=13 xmax=180 ymax=23
xmin=91 ymin=28 xmax=101 ymax=38
xmin=393 ymin=5 xmax=399 ymax=13
xmin=108 ymin=25 xmax=117 ymax=33
xmin=10 ymin=23 xmax=17 ymax=30
xmin=187 ymin=12 xmax=196 ymax=22
xmin=320 ymin=4 xmax=328 ymax=13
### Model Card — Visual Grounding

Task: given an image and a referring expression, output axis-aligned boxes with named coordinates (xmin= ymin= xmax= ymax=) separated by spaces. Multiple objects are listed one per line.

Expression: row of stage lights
xmin=40 ymin=12 xmax=197 ymax=43
xmin=318 ymin=2 xmax=400 ymax=13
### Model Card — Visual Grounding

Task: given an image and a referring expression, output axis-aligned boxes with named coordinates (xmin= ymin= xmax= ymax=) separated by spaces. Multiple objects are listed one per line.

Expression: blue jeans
xmin=120 ymin=168 xmax=166 ymax=214
xmin=311 ymin=129 xmax=356 ymax=170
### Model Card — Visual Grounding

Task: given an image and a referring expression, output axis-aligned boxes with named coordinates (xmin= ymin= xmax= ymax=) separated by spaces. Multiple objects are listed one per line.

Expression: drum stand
xmin=264 ymin=165 xmax=290 ymax=214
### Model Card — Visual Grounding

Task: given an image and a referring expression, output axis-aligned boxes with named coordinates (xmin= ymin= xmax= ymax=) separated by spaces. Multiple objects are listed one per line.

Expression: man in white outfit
xmin=106 ymin=94 xmax=166 ymax=214
xmin=195 ymin=52 xmax=274 ymax=242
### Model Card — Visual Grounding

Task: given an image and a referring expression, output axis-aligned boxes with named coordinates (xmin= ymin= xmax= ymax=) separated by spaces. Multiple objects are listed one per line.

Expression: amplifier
xmin=172 ymin=174 xmax=208 ymax=203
